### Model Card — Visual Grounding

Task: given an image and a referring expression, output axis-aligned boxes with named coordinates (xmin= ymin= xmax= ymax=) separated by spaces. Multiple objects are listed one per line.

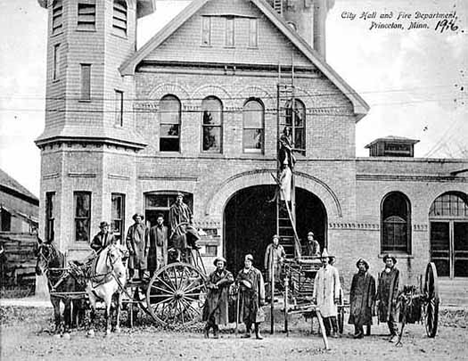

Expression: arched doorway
xmin=224 ymin=185 xmax=327 ymax=273
xmin=429 ymin=192 xmax=468 ymax=278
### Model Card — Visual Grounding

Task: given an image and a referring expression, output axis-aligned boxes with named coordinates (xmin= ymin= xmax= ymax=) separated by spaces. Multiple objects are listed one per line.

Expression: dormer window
xmin=77 ymin=1 xmax=96 ymax=32
xmin=225 ymin=17 xmax=235 ymax=47
xmin=113 ymin=0 xmax=128 ymax=37
xmin=52 ymin=0 xmax=63 ymax=35
xmin=249 ymin=18 xmax=258 ymax=47
xmin=201 ymin=16 xmax=211 ymax=46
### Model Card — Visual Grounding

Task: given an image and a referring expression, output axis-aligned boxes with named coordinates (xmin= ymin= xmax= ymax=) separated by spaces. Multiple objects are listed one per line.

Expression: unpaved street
xmin=1 ymin=306 xmax=467 ymax=361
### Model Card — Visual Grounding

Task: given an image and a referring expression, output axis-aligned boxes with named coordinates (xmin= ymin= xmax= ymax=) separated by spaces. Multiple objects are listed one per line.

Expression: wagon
xmin=266 ymin=256 xmax=346 ymax=339
xmin=123 ymin=246 xmax=208 ymax=328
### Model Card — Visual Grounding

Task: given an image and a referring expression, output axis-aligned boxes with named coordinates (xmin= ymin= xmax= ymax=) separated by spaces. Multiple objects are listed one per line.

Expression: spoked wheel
xmin=423 ymin=262 xmax=439 ymax=338
xmin=337 ymin=288 xmax=345 ymax=334
xmin=146 ymin=262 xmax=207 ymax=327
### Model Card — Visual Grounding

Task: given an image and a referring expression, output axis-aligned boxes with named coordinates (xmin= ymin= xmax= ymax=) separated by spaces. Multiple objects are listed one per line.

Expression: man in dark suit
xmin=148 ymin=213 xmax=168 ymax=277
xmin=90 ymin=221 xmax=116 ymax=254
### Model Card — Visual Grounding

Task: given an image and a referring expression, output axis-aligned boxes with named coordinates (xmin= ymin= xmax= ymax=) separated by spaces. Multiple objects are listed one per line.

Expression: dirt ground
xmin=1 ymin=305 xmax=467 ymax=361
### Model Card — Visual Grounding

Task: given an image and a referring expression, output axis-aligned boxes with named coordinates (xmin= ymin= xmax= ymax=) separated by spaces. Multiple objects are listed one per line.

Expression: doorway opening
xmin=224 ymin=185 xmax=327 ymax=273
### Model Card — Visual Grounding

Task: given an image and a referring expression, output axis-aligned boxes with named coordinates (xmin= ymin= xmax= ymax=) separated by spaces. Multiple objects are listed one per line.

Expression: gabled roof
xmin=120 ymin=0 xmax=369 ymax=120
xmin=0 ymin=169 xmax=39 ymax=205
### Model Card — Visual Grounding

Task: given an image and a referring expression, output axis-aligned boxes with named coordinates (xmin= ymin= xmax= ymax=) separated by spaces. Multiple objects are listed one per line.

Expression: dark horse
xmin=35 ymin=238 xmax=86 ymax=335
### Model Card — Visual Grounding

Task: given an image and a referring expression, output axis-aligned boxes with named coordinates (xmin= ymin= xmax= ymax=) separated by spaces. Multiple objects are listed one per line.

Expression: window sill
xmin=78 ymin=99 xmax=92 ymax=103
xmin=224 ymin=46 xmax=235 ymax=49
xmin=111 ymin=32 xmax=128 ymax=40
xmin=247 ymin=46 xmax=259 ymax=50
xmin=52 ymin=79 xmax=61 ymax=84
xmin=76 ymin=29 xmax=97 ymax=33
xmin=199 ymin=152 xmax=224 ymax=158
xmin=51 ymin=31 xmax=63 ymax=38
xmin=200 ymin=44 xmax=212 ymax=48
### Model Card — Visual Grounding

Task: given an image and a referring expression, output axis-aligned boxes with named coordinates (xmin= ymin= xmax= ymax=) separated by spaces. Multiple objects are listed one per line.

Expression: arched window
xmin=429 ymin=192 xmax=468 ymax=278
xmin=285 ymin=98 xmax=306 ymax=152
xmin=202 ymin=96 xmax=223 ymax=152
xmin=381 ymin=192 xmax=411 ymax=254
xmin=113 ymin=0 xmax=128 ymax=37
xmin=159 ymin=95 xmax=181 ymax=152
xmin=243 ymin=99 xmax=264 ymax=153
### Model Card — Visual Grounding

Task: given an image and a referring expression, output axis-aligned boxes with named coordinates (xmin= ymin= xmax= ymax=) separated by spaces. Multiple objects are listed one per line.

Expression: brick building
xmin=36 ymin=0 xmax=468 ymax=298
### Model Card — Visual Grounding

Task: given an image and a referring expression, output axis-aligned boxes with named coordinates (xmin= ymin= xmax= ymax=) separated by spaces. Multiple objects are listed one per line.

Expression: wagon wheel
xmin=423 ymin=262 xmax=439 ymax=338
xmin=337 ymin=287 xmax=345 ymax=334
xmin=146 ymin=262 xmax=207 ymax=327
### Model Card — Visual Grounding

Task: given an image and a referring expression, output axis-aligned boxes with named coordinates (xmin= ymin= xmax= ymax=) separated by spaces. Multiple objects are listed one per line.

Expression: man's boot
xmin=242 ymin=323 xmax=251 ymax=338
xmin=254 ymin=323 xmax=263 ymax=340
xmin=213 ymin=325 xmax=219 ymax=339
xmin=330 ymin=317 xmax=339 ymax=338
xmin=203 ymin=324 xmax=210 ymax=338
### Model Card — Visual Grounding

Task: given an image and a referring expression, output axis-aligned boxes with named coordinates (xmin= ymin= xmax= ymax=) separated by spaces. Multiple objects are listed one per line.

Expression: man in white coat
xmin=312 ymin=249 xmax=341 ymax=337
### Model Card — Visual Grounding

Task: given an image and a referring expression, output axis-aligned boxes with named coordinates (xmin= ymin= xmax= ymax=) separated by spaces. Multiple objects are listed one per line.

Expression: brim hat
xmin=213 ymin=256 xmax=227 ymax=266
xmin=156 ymin=213 xmax=164 ymax=219
xmin=383 ymin=254 xmax=397 ymax=264
xmin=132 ymin=213 xmax=145 ymax=221
xmin=245 ymin=254 xmax=254 ymax=262
xmin=272 ymin=234 xmax=280 ymax=240
xmin=177 ymin=191 xmax=184 ymax=197
xmin=307 ymin=231 xmax=314 ymax=237
xmin=356 ymin=258 xmax=369 ymax=270
xmin=99 ymin=221 xmax=109 ymax=228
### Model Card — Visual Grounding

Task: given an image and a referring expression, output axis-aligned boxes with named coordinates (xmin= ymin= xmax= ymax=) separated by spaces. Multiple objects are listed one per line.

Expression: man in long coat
xmin=90 ymin=221 xmax=116 ymax=254
xmin=237 ymin=254 xmax=266 ymax=340
xmin=202 ymin=256 xmax=234 ymax=338
xmin=148 ymin=214 xmax=168 ymax=278
xmin=348 ymin=258 xmax=376 ymax=338
xmin=312 ymin=248 xmax=341 ymax=337
xmin=126 ymin=213 xmax=149 ymax=281
xmin=264 ymin=235 xmax=286 ymax=299
xmin=376 ymin=254 xmax=400 ymax=343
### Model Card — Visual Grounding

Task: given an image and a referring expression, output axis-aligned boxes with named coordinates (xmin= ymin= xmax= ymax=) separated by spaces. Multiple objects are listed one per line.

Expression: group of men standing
xmin=90 ymin=192 xmax=197 ymax=281
xmin=90 ymin=212 xmax=401 ymax=342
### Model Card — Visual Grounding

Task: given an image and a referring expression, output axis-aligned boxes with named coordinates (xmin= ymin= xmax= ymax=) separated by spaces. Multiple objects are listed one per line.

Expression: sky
xmin=0 ymin=0 xmax=467 ymax=197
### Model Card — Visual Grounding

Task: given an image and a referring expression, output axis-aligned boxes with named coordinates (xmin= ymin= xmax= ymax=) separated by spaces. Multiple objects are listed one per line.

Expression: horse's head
xmin=101 ymin=244 xmax=127 ymax=280
xmin=35 ymin=240 xmax=57 ymax=275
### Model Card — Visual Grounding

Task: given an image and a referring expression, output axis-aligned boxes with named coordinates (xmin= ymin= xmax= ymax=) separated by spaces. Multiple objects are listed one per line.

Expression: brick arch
xmin=191 ymin=85 xmax=232 ymax=107
xmin=204 ymin=169 xmax=342 ymax=218
xmin=233 ymin=86 xmax=275 ymax=110
xmin=148 ymin=83 xmax=192 ymax=106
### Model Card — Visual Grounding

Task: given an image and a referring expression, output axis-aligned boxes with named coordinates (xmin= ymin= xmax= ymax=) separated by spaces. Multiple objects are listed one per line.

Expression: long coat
xmin=126 ymin=223 xmax=149 ymax=270
xmin=376 ymin=267 xmax=400 ymax=322
xmin=348 ymin=271 xmax=376 ymax=326
xmin=312 ymin=264 xmax=341 ymax=318
xmin=264 ymin=243 xmax=285 ymax=282
xmin=237 ymin=267 xmax=265 ymax=324
xmin=90 ymin=232 xmax=116 ymax=253
xmin=202 ymin=269 xmax=234 ymax=325
xmin=148 ymin=225 xmax=168 ymax=272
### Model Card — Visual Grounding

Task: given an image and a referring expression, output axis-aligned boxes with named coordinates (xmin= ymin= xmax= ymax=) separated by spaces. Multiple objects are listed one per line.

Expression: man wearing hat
xmin=237 ymin=254 xmax=266 ymax=340
xmin=376 ymin=254 xmax=400 ymax=343
xmin=305 ymin=231 xmax=321 ymax=257
xmin=126 ymin=213 xmax=149 ymax=281
xmin=348 ymin=258 xmax=376 ymax=338
xmin=169 ymin=192 xmax=201 ymax=253
xmin=312 ymin=249 xmax=341 ymax=337
xmin=264 ymin=235 xmax=286 ymax=300
xmin=148 ymin=213 xmax=168 ymax=277
xmin=90 ymin=221 xmax=116 ymax=254
xmin=202 ymin=256 xmax=234 ymax=338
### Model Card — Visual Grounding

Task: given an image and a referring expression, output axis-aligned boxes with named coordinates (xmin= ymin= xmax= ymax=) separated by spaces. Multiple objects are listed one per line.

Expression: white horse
xmin=85 ymin=244 xmax=127 ymax=337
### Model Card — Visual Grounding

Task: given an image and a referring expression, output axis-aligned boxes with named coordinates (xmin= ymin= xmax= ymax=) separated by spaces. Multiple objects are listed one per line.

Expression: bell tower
xmin=268 ymin=0 xmax=335 ymax=59
xmin=35 ymin=0 xmax=155 ymax=257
